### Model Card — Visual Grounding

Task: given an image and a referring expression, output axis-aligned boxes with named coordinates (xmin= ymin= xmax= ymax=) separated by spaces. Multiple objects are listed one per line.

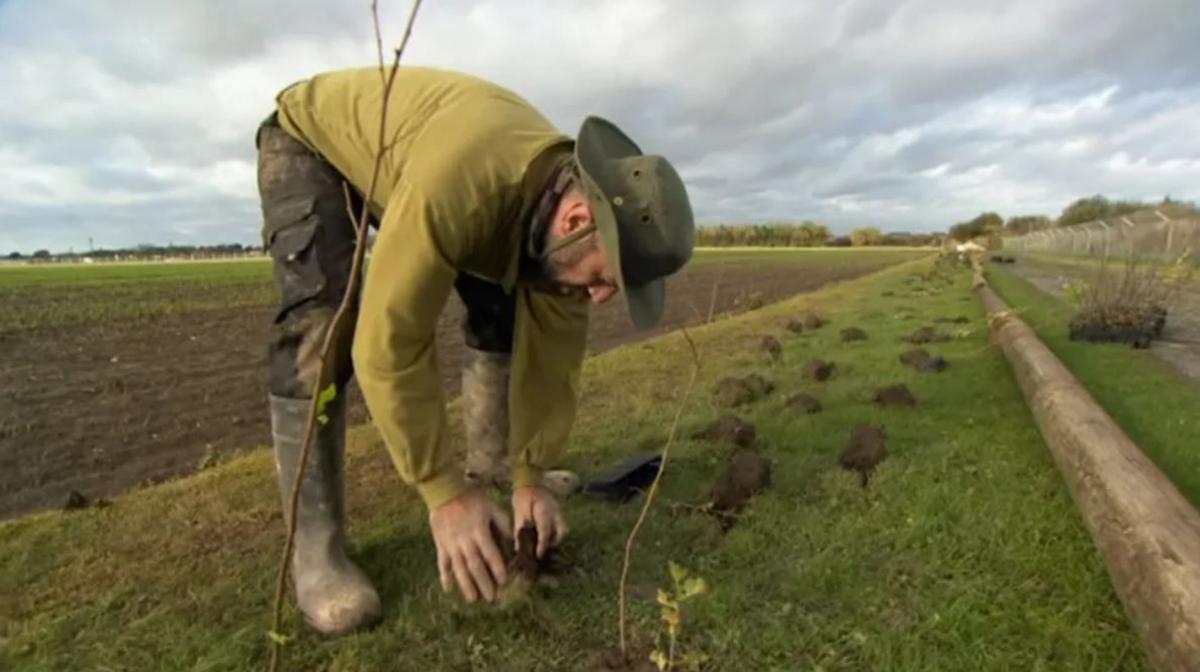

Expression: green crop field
xmin=0 ymin=248 xmax=927 ymax=333
xmin=0 ymin=255 xmax=1152 ymax=670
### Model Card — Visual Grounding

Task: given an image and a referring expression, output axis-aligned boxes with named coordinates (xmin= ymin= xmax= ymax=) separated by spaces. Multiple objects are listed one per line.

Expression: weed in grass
xmin=649 ymin=562 xmax=709 ymax=672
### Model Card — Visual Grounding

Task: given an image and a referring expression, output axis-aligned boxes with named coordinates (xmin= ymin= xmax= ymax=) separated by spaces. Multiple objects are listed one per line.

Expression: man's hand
xmin=511 ymin=486 xmax=568 ymax=559
xmin=429 ymin=489 xmax=511 ymax=603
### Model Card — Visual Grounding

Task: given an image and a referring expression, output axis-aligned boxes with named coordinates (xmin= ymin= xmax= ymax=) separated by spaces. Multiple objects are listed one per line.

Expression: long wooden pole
xmin=975 ymin=263 xmax=1200 ymax=672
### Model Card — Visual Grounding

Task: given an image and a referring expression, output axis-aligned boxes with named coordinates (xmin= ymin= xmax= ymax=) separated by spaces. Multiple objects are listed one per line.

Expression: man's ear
xmin=562 ymin=196 xmax=593 ymax=234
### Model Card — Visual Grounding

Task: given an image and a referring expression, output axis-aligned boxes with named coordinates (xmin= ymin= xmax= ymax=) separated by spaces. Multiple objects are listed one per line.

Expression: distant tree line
xmin=948 ymin=195 xmax=1200 ymax=242
xmin=5 ymin=243 xmax=262 ymax=263
xmin=696 ymin=222 xmax=941 ymax=248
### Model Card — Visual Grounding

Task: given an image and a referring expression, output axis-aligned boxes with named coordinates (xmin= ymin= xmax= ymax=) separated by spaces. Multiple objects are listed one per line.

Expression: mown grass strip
xmin=1 ymin=257 xmax=1148 ymax=671
xmin=987 ymin=264 xmax=1200 ymax=508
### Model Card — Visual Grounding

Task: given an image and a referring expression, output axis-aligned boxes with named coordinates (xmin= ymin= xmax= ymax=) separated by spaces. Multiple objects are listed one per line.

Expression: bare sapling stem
xmin=268 ymin=2 xmax=424 ymax=670
xmin=618 ymin=328 xmax=702 ymax=659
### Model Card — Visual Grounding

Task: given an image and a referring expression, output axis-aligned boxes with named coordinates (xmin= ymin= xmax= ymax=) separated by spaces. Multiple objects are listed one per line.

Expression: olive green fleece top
xmin=274 ymin=66 xmax=588 ymax=509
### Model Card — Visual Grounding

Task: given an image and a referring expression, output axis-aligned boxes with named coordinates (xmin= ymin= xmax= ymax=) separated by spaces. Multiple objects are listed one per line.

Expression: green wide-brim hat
xmin=575 ymin=116 xmax=696 ymax=329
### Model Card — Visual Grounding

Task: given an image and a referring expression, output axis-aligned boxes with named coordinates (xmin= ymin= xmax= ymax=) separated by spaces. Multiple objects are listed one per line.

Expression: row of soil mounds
xmin=687 ymin=302 xmax=966 ymax=531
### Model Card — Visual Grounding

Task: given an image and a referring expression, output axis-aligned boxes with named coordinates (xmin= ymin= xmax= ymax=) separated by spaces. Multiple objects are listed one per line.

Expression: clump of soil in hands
xmin=692 ymin=414 xmax=757 ymax=448
xmin=497 ymin=525 xmax=542 ymax=607
xmin=785 ymin=393 xmax=822 ymax=415
xmin=785 ymin=320 xmax=805 ymax=334
xmin=903 ymin=326 xmax=951 ymax=344
xmin=840 ymin=424 xmax=887 ymax=487
xmin=840 ymin=327 xmax=868 ymax=342
xmin=874 ymin=384 xmax=917 ymax=407
xmin=803 ymin=312 xmax=827 ymax=329
xmin=511 ymin=525 xmax=540 ymax=580
xmin=713 ymin=375 xmax=774 ymax=407
xmin=710 ymin=450 xmax=772 ymax=524
xmin=759 ymin=335 xmax=783 ymax=360
xmin=802 ymin=359 xmax=836 ymax=381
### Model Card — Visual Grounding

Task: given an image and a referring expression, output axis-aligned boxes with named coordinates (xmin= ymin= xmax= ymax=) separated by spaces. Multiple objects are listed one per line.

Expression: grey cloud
xmin=2 ymin=0 xmax=1199 ymax=252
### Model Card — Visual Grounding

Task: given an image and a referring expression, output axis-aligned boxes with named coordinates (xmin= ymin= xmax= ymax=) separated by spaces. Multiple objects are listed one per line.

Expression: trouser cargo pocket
xmin=257 ymin=122 xmax=358 ymax=397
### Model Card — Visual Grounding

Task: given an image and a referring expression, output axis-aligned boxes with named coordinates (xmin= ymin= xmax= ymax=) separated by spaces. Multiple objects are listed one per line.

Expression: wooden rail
xmin=974 ymin=262 xmax=1200 ymax=671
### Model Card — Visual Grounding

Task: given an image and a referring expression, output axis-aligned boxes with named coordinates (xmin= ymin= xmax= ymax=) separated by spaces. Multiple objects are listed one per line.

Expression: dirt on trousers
xmin=0 ymin=258 xmax=904 ymax=519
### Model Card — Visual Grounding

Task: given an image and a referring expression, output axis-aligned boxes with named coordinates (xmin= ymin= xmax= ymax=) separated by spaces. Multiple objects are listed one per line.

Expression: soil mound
xmin=785 ymin=320 xmax=805 ymax=334
xmin=759 ymin=335 xmax=783 ymax=359
xmin=840 ymin=424 xmax=887 ymax=487
xmin=713 ymin=375 xmax=774 ymax=407
xmin=711 ymin=449 xmax=772 ymax=514
xmin=785 ymin=393 xmax=822 ymax=415
xmin=899 ymin=348 xmax=949 ymax=373
xmin=692 ymin=414 xmax=757 ymax=448
xmin=898 ymin=348 xmax=931 ymax=367
xmin=744 ymin=374 xmax=775 ymax=397
xmin=904 ymin=326 xmax=951 ymax=344
xmin=840 ymin=327 xmax=868 ymax=342
xmin=63 ymin=490 xmax=109 ymax=512
xmin=801 ymin=359 xmax=836 ymax=382
xmin=803 ymin=312 xmax=827 ymax=329
xmin=874 ymin=384 xmax=917 ymax=407
xmin=919 ymin=355 xmax=948 ymax=372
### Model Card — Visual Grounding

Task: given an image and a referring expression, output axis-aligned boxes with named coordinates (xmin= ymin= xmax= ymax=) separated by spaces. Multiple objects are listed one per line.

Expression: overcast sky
xmin=1 ymin=0 xmax=1198 ymax=253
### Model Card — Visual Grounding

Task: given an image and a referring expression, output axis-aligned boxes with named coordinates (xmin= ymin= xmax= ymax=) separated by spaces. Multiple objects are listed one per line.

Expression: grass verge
xmin=1 ymin=257 xmax=1148 ymax=671
xmin=987 ymin=264 xmax=1200 ymax=507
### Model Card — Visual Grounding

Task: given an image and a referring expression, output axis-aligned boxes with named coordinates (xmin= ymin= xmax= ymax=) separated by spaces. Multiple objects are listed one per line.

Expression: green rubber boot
xmin=270 ymin=394 xmax=382 ymax=636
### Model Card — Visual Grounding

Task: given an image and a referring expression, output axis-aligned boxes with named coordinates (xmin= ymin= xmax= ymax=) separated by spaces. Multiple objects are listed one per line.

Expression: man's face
xmin=544 ymin=190 xmax=619 ymax=304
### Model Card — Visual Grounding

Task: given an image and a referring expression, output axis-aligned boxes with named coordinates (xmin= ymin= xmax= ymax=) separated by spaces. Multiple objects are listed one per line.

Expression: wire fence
xmin=1003 ymin=206 xmax=1199 ymax=266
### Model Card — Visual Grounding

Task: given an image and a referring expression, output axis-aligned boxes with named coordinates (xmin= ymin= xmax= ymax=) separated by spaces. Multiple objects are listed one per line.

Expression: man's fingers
xmin=436 ymin=541 xmax=452 ymax=593
xmin=450 ymin=551 xmax=479 ymax=603
xmin=490 ymin=507 xmax=514 ymax=548
xmin=553 ymin=508 xmax=569 ymax=548
xmin=533 ymin=501 xmax=554 ymax=559
xmin=464 ymin=548 xmax=496 ymax=602
xmin=476 ymin=529 xmax=509 ymax=589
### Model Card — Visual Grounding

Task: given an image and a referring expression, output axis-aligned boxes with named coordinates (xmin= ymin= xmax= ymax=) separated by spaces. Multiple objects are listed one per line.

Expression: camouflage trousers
xmin=255 ymin=113 xmax=518 ymax=400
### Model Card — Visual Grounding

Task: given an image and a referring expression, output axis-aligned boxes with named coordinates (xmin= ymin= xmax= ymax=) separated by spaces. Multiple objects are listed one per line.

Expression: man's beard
xmin=539 ymin=227 xmax=595 ymax=283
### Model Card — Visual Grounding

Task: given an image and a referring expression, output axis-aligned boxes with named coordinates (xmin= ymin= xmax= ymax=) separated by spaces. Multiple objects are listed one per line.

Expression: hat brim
xmin=576 ymin=116 xmax=666 ymax=329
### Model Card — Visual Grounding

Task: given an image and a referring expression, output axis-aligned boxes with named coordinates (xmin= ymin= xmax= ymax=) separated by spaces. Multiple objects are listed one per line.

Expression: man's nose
xmin=588 ymin=285 xmax=617 ymax=304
